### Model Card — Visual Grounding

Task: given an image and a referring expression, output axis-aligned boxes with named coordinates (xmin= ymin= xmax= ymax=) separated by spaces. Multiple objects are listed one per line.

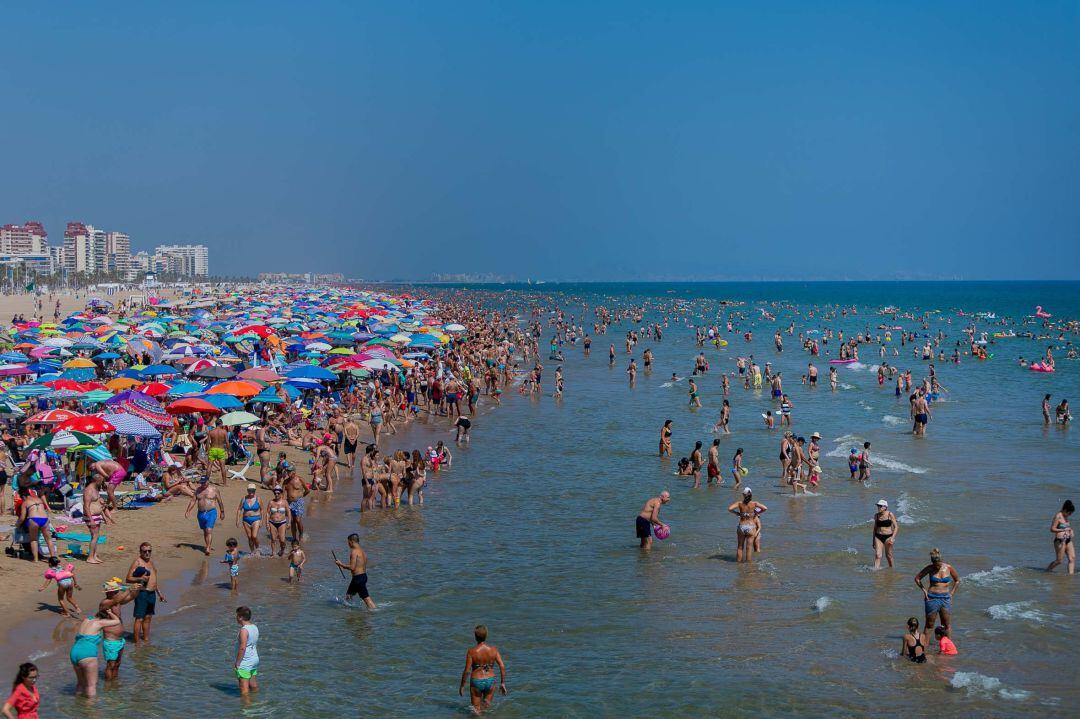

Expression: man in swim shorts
xmin=90 ymin=458 xmax=126 ymax=510
xmin=284 ymin=464 xmax=309 ymax=543
xmin=100 ymin=579 xmax=139 ymax=676
xmin=636 ymin=491 xmax=671 ymax=551
xmin=335 ymin=533 xmax=377 ymax=608
xmin=185 ymin=478 xmax=225 ymax=555
xmin=205 ymin=421 xmax=229 ymax=485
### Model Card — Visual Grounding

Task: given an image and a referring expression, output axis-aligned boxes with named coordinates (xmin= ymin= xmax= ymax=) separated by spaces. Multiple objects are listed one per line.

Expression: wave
xmin=950 ymin=672 xmax=1032 ymax=701
xmin=985 ymin=601 xmax=1058 ymax=624
xmin=839 ymin=383 xmax=855 ymax=390
xmin=882 ymin=415 xmax=905 ymax=426
xmin=895 ymin=492 xmax=917 ymax=524
xmin=28 ymin=649 xmax=55 ymax=661
xmin=965 ymin=566 xmax=1016 ymax=587
xmin=823 ymin=444 xmax=928 ymax=474
xmin=811 ymin=596 xmax=833 ymax=613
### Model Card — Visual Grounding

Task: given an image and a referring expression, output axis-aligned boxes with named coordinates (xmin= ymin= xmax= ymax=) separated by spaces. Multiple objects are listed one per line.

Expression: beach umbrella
xmin=27 ymin=408 xmax=83 ymax=424
xmin=136 ymin=382 xmax=172 ymax=397
xmin=0 ymin=400 xmax=25 ymax=416
xmin=59 ymin=369 xmax=97 ymax=381
xmin=286 ymin=378 xmax=325 ymax=392
xmin=57 ymin=415 xmax=116 ymax=434
xmin=79 ymin=390 xmax=115 ymax=404
xmin=166 ymin=397 xmax=222 ymax=415
xmin=140 ymin=364 xmax=181 ymax=377
xmin=93 ymin=352 xmax=121 ymax=360
xmin=360 ymin=358 xmax=399 ymax=371
xmin=63 ymin=357 xmax=97 ymax=368
xmin=0 ymin=364 xmax=31 ymax=377
xmin=443 ymin=323 xmax=466 ymax=332
xmin=304 ymin=341 xmax=332 ymax=352
xmin=286 ymin=365 xmax=336 ymax=381
xmin=99 ymin=413 xmax=162 ymax=438
xmin=166 ymin=381 xmax=207 ymax=396
xmin=220 ymin=411 xmax=260 ymax=427
xmin=28 ymin=430 xmax=98 ymax=450
xmin=117 ymin=397 xmax=173 ymax=429
xmin=252 ymin=390 xmax=284 ymax=404
xmin=194 ymin=365 xmax=237 ymax=379
xmin=42 ymin=337 xmax=74 ymax=347
xmin=196 ymin=393 xmax=244 ymax=410
xmin=238 ymin=367 xmax=283 ymax=383
xmin=206 ymin=380 xmax=262 ymax=397
xmin=105 ymin=389 xmax=154 ymax=406
xmin=105 ymin=377 xmax=141 ymax=391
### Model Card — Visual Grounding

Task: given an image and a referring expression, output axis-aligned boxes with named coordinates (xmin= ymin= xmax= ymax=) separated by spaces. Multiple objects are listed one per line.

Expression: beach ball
xmin=654 ymin=524 xmax=671 ymax=540
xmin=740 ymin=467 xmax=749 ymax=476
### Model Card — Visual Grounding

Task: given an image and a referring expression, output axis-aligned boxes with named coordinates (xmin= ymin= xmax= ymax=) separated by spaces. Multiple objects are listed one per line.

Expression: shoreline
xmin=1 ymin=408 xmax=467 ymax=672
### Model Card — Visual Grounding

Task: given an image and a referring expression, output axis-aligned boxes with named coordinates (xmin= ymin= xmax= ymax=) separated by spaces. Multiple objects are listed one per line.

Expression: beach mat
xmin=53 ymin=532 xmax=107 ymax=545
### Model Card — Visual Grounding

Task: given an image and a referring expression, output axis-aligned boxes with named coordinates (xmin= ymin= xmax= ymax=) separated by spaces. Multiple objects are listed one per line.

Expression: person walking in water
xmin=458 ymin=625 xmax=507 ymax=714
xmin=335 ymin=533 xmax=377 ymax=608
xmin=872 ymin=499 xmax=898 ymax=569
xmin=233 ymin=606 xmax=260 ymax=695
xmin=1046 ymin=499 xmax=1075 ymax=574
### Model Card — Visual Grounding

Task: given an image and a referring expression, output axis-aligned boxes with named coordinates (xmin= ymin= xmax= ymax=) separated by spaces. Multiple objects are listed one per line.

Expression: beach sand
xmin=0 ymin=288 xmax=269 ymax=647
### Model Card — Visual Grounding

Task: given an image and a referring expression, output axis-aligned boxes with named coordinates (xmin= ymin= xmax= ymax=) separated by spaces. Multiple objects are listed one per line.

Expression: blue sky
xmin=2 ymin=2 xmax=1077 ymax=280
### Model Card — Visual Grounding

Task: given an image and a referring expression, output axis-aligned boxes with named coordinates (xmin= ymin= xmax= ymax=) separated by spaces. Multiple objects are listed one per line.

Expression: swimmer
xmin=336 ymin=533 xmax=377 ymax=609
xmin=900 ymin=617 xmax=927 ymax=664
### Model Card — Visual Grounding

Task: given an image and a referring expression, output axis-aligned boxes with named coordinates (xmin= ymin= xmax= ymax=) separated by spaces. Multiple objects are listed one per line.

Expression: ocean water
xmin=30 ymin=281 xmax=1080 ymax=718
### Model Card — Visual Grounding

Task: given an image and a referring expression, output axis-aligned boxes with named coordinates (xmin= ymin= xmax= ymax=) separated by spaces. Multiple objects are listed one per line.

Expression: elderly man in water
xmin=636 ymin=491 xmax=671 ymax=550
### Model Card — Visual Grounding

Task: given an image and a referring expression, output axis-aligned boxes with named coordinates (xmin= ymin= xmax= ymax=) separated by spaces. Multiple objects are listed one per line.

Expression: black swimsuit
xmin=907 ymin=634 xmax=926 ymax=663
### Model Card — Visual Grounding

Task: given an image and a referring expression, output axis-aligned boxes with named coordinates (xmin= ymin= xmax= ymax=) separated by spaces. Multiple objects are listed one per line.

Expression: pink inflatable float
xmin=1029 ymin=362 xmax=1055 ymax=373
xmin=1035 ymin=306 xmax=1052 ymax=318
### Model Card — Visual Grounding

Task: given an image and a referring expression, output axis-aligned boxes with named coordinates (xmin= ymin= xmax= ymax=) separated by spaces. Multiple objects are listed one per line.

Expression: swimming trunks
xmin=208 ymin=447 xmax=227 ymax=462
xmin=133 ymin=589 xmax=157 ymax=618
xmin=289 ymin=498 xmax=305 ymax=518
xmin=109 ymin=468 xmax=126 ymax=486
xmin=635 ymin=516 xmax=652 ymax=539
xmin=102 ymin=637 xmax=126 ymax=662
xmin=346 ymin=572 xmax=370 ymax=599
xmin=197 ymin=508 xmax=218 ymax=530
xmin=915 ymin=413 xmax=928 ymax=424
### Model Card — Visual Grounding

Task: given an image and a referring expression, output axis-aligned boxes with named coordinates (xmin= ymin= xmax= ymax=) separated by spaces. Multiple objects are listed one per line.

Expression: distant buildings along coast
xmin=0 ymin=220 xmax=209 ymax=280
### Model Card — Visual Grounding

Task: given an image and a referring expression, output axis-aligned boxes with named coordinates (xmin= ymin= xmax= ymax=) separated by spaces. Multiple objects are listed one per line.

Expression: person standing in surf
xmin=914 ymin=548 xmax=960 ymax=645
xmin=335 ymin=533 xmax=377 ymax=608
xmin=459 ymin=625 xmax=507 ymax=713
xmin=636 ymin=491 xmax=670 ymax=550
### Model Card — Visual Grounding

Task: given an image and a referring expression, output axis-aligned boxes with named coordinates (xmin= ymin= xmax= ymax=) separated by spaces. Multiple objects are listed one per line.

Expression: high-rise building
xmin=153 ymin=244 xmax=209 ymax=277
xmin=0 ymin=222 xmax=47 ymax=255
xmin=105 ymin=231 xmax=131 ymax=277
xmin=63 ymin=222 xmax=92 ymax=274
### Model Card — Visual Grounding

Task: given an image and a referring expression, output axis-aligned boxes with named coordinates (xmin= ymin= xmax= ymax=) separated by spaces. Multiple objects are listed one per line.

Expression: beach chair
xmin=227 ymin=446 xmax=254 ymax=482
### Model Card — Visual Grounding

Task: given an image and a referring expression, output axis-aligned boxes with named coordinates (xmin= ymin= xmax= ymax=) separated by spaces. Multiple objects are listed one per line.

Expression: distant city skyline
xmin=1 ymin=219 xmax=209 ymax=279
xmin=1 ymin=4 xmax=1077 ymax=281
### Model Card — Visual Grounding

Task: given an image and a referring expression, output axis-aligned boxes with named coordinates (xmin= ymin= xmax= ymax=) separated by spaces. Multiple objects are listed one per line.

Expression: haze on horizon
xmin=2 ymin=3 xmax=1077 ymax=282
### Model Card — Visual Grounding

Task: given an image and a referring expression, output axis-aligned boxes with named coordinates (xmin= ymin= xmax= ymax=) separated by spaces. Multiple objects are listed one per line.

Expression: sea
xmin=25 ymin=282 xmax=1080 ymax=718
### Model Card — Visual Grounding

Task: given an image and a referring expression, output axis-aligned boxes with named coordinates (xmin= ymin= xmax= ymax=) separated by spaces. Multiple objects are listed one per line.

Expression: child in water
xmin=848 ymin=448 xmax=860 ymax=479
xmin=935 ymin=626 xmax=958 ymax=655
xmin=762 ymin=411 xmax=775 ymax=429
xmin=287 ymin=540 xmax=306 ymax=583
xmin=223 ymin=538 xmax=240 ymax=592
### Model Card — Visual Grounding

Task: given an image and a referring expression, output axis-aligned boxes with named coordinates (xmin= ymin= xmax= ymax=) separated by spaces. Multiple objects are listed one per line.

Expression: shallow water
xmin=30 ymin=281 xmax=1080 ymax=718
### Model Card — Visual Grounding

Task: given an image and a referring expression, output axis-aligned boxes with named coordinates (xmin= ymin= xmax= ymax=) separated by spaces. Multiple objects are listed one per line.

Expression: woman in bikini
xmin=872 ymin=499 xmax=898 ymax=569
xmin=914 ymin=548 xmax=960 ymax=644
xmin=1046 ymin=499 xmax=1075 ymax=574
xmin=659 ymin=419 xmax=673 ymax=457
xmin=17 ymin=487 xmax=57 ymax=562
xmin=728 ymin=488 xmax=767 ymax=563
xmin=235 ymin=484 xmax=262 ymax=554
xmin=458 ymin=625 xmax=507 ymax=713
xmin=264 ymin=487 xmax=291 ymax=556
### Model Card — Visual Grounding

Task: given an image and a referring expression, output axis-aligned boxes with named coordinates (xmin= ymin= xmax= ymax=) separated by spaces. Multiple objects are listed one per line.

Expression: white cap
xmin=876 ymin=499 xmax=888 ymax=507
xmin=742 ymin=487 xmax=752 ymax=495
